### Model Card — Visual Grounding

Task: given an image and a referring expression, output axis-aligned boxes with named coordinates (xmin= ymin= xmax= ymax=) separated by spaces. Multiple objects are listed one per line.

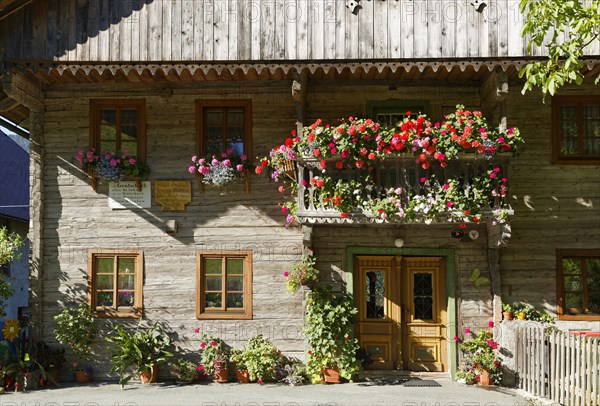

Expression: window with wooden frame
xmin=195 ymin=100 xmax=252 ymax=157
xmin=367 ymin=100 xmax=430 ymax=127
xmin=557 ymin=249 xmax=600 ymax=320
xmin=196 ymin=251 xmax=252 ymax=320
xmin=90 ymin=99 xmax=146 ymax=158
xmin=88 ymin=250 xmax=143 ymax=318
xmin=552 ymin=96 xmax=600 ymax=164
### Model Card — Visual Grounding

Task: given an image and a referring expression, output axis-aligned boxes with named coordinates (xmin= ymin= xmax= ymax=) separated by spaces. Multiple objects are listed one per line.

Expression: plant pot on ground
xmin=169 ymin=357 xmax=202 ymax=384
xmin=105 ymin=321 xmax=173 ymax=387
xmin=304 ymin=289 xmax=361 ymax=383
xmin=53 ymin=304 xmax=97 ymax=383
xmin=230 ymin=335 xmax=284 ymax=383
xmin=196 ymin=331 xmax=230 ymax=383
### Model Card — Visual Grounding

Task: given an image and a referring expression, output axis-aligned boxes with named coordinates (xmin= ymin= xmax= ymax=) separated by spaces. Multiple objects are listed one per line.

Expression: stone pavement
xmin=0 ymin=378 xmax=545 ymax=406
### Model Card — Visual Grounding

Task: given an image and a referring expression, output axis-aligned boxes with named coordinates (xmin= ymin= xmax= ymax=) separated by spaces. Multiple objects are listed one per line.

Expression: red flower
xmin=368 ymin=152 xmax=376 ymax=160
xmin=319 ymin=160 xmax=327 ymax=169
xmin=255 ymin=166 xmax=263 ymax=175
xmin=355 ymin=160 xmax=364 ymax=168
xmin=340 ymin=212 xmax=349 ymax=218
xmin=210 ymin=340 xmax=217 ymax=346
xmin=197 ymin=365 xmax=204 ymax=371
xmin=335 ymin=161 xmax=343 ymax=169
xmin=453 ymin=336 xmax=459 ymax=342
xmin=488 ymin=320 xmax=494 ymax=328
xmin=290 ymin=129 xmax=297 ymax=136
xmin=284 ymin=137 xmax=293 ymax=147
xmin=283 ymin=271 xmax=289 ymax=277
xmin=459 ymin=224 xmax=467 ymax=229
xmin=261 ymin=159 xmax=268 ymax=167
xmin=314 ymin=149 xmax=321 ymax=157
xmin=308 ymin=133 xmax=316 ymax=142
xmin=194 ymin=328 xmax=200 ymax=333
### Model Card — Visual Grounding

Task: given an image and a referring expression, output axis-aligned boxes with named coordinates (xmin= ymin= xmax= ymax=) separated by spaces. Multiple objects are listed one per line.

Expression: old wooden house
xmin=0 ymin=0 xmax=598 ymax=379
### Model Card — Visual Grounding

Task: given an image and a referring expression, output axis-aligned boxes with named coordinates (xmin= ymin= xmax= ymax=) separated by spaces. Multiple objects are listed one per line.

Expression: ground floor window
xmin=196 ymin=251 xmax=252 ymax=320
xmin=88 ymin=250 xmax=143 ymax=318
xmin=557 ymin=249 xmax=600 ymax=320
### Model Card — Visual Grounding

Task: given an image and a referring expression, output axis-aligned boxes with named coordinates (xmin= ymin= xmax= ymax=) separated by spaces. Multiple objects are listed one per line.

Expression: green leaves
xmin=468 ymin=268 xmax=490 ymax=289
xmin=520 ymin=0 xmax=600 ymax=100
xmin=0 ymin=227 xmax=23 ymax=266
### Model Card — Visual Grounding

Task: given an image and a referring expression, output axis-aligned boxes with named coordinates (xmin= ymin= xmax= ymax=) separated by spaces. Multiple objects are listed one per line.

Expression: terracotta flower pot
xmin=321 ymin=366 xmax=341 ymax=384
xmin=140 ymin=364 xmax=158 ymax=384
xmin=213 ymin=366 xmax=230 ymax=383
xmin=478 ymin=368 xmax=492 ymax=386
xmin=235 ymin=368 xmax=250 ymax=383
xmin=503 ymin=311 xmax=513 ymax=320
xmin=75 ymin=371 xmax=92 ymax=384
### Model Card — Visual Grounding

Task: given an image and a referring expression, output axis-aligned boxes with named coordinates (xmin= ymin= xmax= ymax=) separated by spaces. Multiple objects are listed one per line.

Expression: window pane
xmin=564 ymin=273 xmax=582 ymax=292
xmin=97 ymin=291 xmax=113 ymax=306
xmin=584 ymin=106 xmax=600 ymax=120
xmin=565 ymin=292 xmax=584 ymax=309
xmin=205 ymin=127 xmax=223 ymax=144
xmin=227 ymin=293 xmax=244 ymax=308
xmin=205 ymin=293 xmax=222 ymax=308
xmin=121 ymin=109 xmax=138 ymax=125
xmin=118 ymin=274 xmax=135 ymax=290
xmin=118 ymin=291 xmax=134 ymax=306
xmin=100 ymin=109 xmax=117 ymax=151
xmin=97 ymin=274 xmax=113 ymax=290
xmin=563 ymin=258 xmax=582 ymax=275
xmin=560 ymin=139 xmax=578 ymax=155
xmin=583 ymin=138 xmax=600 ymax=155
xmin=205 ymin=259 xmax=222 ymax=274
xmin=206 ymin=276 xmax=222 ymax=291
xmin=97 ymin=257 xmax=114 ymax=273
xmin=365 ymin=271 xmax=385 ymax=319
xmin=414 ymin=273 xmax=433 ymax=320
xmin=226 ymin=275 xmax=243 ymax=291
xmin=589 ymin=291 xmax=600 ymax=310
xmin=227 ymin=259 xmax=243 ymax=275
xmin=227 ymin=110 xmax=244 ymax=127
xmin=586 ymin=259 xmax=600 ymax=291
xmin=206 ymin=111 xmax=223 ymax=127
xmin=119 ymin=258 xmax=135 ymax=273
xmin=560 ymin=105 xmax=577 ymax=120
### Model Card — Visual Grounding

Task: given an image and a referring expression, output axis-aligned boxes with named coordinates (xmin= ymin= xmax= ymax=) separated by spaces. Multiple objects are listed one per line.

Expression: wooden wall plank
xmin=427 ymin=0 xmax=442 ymax=58
xmin=296 ymin=0 xmax=308 ymax=59
xmin=87 ymin=0 xmax=99 ymax=61
xmin=250 ymin=0 xmax=261 ymax=60
xmin=192 ymin=0 xmax=203 ymax=60
xmin=285 ymin=0 xmax=298 ymax=60
xmin=161 ymin=0 xmax=172 ymax=60
xmin=180 ymin=0 xmax=194 ymax=60
xmin=323 ymin=0 xmax=336 ymax=59
xmin=228 ymin=0 xmax=239 ymax=60
xmin=373 ymin=0 xmax=387 ymax=59
xmin=441 ymin=0 xmax=456 ymax=58
xmin=358 ymin=0 xmax=374 ymax=59
xmin=237 ymin=0 xmax=251 ymax=60
xmin=388 ymin=0 xmax=401 ymax=59
xmin=400 ymin=0 xmax=414 ymax=58
xmin=119 ymin=0 xmax=132 ymax=61
xmin=171 ymin=0 xmax=182 ymax=61
xmin=203 ymin=0 xmax=215 ymax=60
xmin=334 ymin=0 xmax=346 ymax=59
xmin=97 ymin=0 xmax=109 ymax=61
xmin=213 ymin=0 xmax=229 ymax=60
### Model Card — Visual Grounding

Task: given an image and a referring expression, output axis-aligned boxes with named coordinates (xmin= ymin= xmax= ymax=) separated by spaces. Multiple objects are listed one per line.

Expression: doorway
xmin=354 ymin=255 xmax=448 ymax=372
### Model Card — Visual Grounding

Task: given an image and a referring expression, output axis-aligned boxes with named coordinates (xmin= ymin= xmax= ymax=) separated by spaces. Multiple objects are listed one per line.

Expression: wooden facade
xmin=0 ymin=0 xmax=598 ymax=380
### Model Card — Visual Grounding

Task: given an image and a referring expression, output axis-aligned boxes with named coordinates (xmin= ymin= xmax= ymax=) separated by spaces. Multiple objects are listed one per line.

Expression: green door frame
xmin=345 ymin=247 xmax=457 ymax=378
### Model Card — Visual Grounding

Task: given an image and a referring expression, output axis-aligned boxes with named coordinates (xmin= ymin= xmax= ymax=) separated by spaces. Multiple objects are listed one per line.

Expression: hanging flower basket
xmin=189 ymin=150 xmax=252 ymax=193
xmin=76 ymin=148 xmax=150 ymax=192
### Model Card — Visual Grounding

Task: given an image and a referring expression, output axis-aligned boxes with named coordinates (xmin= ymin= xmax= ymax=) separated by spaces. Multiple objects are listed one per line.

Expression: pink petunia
xmin=453 ymin=336 xmax=459 ymax=342
xmin=464 ymin=328 xmax=471 ymax=334
xmin=222 ymin=159 xmax=232 ymax=168
xmin=188 ymin=166 xmax=196 ymax=174
xmin=236 ymin=164 xmax=244 ymax=172
xmin=200 ymin=343 xmax=206 ymax=349
xmin=197 ymin=365 xmax=204 ymax=371
xmin=488 ymin=321 xmax=494 ymax=328
xmin=283 ymin=271 xmax=289 ymax=277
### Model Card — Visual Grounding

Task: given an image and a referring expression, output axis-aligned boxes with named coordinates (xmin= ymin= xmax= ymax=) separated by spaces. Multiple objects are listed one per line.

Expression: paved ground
xmin=0 ymin=378 xmax=544 ymax=406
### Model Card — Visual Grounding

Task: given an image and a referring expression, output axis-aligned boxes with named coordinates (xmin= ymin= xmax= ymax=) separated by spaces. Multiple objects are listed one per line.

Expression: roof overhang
xmin=2 ymin=58 xmax=599 ymax=129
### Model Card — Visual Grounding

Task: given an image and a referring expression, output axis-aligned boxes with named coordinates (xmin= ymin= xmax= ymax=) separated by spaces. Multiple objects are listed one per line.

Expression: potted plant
xmin=105 ymin=321 xmax=173 ymax=387
xmin=502 ymin=303 xmax=514 ymax=320
xmin=34 ymin=341 xmax=65 ymax=385
xmin=196 ymin=331 xmax=230 ymax=382
xmin=76 ymin=148 xmax=150 ymax=191
xmin=454 ymin=321 xmax=501 ymax=386
xmin=169 ymin=357 xmax=202 ymax=384
xmin=230 ymin=335 xmax=284 ymax=384
xmin=284 ymin=253 xmax=319 ymax=294
xmin=53 ymin=304 xmax=97 ymax=383
xmin=304 ymin=289 xmax=361 ymax=383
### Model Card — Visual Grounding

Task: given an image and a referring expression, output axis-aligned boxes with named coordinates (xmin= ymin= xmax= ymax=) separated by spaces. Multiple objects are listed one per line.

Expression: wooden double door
xmin=354 ymin=256 xmax=448 ymax=372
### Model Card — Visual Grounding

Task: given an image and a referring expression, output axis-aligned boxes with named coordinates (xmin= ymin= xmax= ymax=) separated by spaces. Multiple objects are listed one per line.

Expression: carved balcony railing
xmin=294 ymin=155 xmax=513 ymax=225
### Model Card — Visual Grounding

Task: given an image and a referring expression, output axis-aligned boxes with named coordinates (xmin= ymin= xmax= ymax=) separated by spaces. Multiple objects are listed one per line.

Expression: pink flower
xmin=464 ymin=328 xmax=471 ymax=334
xmin=211 ymin=158 xmax=219 ymax=166
xmin=443 ymin=183 xmax=450 ymax=190
xmin=199 ymin=158 xmax=206 ymax=165
xmin=128 ymin=158 xmax=136 ymax=165
xmin=420 ymin=177 xmax=427 ymax=183
xmin=240 ymin=154 xmax=247 ymax=161
xmin=222 ymin=159 xmax=231 ymax=168
xmin=188 ymin=166 xmax=196 ymax=174
xmin=197 ymin=365 xmax=204 ymax=371
xmin=210 ymin=340 xmax=217 ymax=346
xmin=489 ymin=172 xmax=496 ymax=179
xmin=194 ymin=328 xmax=200 ymax=333
xmin=447 ymin=201 xmax=454 ymax=208
xmin=109 ymin=159 xmax=118 ymax=167
xmin=283 ymin=271 xmax=289 ymax=277
xmin=201 ymin=166 xmax=210 ymax=175
xmin=200 ymin=343 xmax=206 ymax=349
xmin=281 ymin=206 xmax=288 ymax=214
xmin=192 ymin=155 xmax=197 ymax=162
xmin=236 ymin=164 xmax=244 ymax=172
xmin=488 ymin=321 xmax=494 ymax=328
xmin=257 ymin=378 xmax=263 ymax=384
xmin=453 ymin=336 xmax=459 ymax=342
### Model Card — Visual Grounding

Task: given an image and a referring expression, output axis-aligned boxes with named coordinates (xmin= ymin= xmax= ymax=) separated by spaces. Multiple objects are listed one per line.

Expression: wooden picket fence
xmin=515 ymin=326 xmax=600 ymax=406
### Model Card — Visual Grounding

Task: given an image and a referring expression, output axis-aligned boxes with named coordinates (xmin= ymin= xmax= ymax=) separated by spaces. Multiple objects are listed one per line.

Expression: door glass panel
xmin=413 ymin=272 xmax=433 ymax=320
xmin=365 ymin=271 xmax=385 ymax=319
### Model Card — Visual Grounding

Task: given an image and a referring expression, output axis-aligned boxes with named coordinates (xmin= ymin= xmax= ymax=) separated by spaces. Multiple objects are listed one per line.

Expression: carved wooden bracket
xmin=480 ymin=66 xmax=508 ymax=131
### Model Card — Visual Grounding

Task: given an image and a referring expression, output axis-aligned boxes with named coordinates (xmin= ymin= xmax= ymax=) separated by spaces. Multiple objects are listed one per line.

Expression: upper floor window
xmin=552 ymin=96 xmax=600 ymax=164
xmin=196 ymin=100 xmax=252 ymax=157
xmin=556 ymin=249 xmax=600 ymax=320
xmin=367 ymin=100 xmax=429 ymax=127
xmin=90 ymin=100 xmax=146 ymax=158
xmin=196 ymin=251 xmax=252 ymax=320
xmin=88 ymin=250 xmax=143 ymax=318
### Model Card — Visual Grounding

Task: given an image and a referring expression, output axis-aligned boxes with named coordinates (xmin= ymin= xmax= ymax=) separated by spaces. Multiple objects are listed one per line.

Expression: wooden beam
xmin=1 ymin=70 xmax=44 ymax=113
xmin=480 ymin=66 xmax=508 ymax=130
xmin=292 ymin=70 xmax=309 ymax=137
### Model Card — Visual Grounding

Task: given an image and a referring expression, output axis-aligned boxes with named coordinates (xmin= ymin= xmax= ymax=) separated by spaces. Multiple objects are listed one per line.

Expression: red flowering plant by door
xmin=455 ymin=321 xmax=502 ymax=385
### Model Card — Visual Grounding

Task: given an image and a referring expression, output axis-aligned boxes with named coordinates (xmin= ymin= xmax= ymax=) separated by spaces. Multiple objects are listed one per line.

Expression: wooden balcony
xmin=295 ymin=155 xmax=513 ymax=225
